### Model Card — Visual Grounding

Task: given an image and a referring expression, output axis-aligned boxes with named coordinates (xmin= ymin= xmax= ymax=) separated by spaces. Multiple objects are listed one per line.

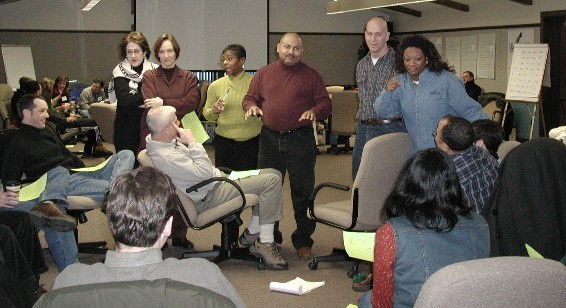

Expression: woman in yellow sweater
xmin=203 ymin=44 xmax=262 ymax=171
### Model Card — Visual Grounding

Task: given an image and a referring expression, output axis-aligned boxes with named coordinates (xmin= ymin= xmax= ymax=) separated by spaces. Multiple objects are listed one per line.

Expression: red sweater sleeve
xmin=372 ymin=223 xmax=396 ymax=308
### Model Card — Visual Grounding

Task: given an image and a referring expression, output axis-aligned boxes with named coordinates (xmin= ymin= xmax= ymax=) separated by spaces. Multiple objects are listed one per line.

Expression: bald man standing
xmin=353 ymin=17 xmax=406 ymax=180
xmin=243 ymin=32 xmax=331 ymax=261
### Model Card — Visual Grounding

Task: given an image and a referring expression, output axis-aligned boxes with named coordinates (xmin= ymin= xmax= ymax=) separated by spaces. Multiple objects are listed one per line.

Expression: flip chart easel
xmin=504 ymin=44 xmax=549 ymax=139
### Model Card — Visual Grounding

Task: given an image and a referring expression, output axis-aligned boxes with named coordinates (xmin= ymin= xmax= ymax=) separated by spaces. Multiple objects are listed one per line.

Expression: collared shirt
xmin=375 ymin=68 xmax=488 ymax=153
xmin=53 ymin=248 xmax=245 ymax=308
xmin=356 ymin=47 xmax=395 ymax=120
xmin=451 ymin=145 xmax=499 ymax=214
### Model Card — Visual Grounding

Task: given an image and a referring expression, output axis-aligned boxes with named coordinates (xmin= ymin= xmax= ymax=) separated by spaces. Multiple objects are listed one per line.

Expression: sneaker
xmin=239 ymin=229 xmax=259 ymax=247
xmin=250 ymin=240 xmax=288 ymax=271
xmin=297 ymin=246 xmax=313 ymax=261
xmin=29 ymin=201 xmax=77 ymax=232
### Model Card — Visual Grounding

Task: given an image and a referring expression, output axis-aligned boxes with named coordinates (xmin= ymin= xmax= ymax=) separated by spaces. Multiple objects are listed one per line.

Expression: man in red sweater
xmin=243 ymin=32 xmax=331 ymax=261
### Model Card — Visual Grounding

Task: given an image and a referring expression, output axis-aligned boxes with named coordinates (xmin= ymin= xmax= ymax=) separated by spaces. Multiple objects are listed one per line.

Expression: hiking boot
xmin=239 ymin=229 xmax=281 ymax=252
xmin=239 ymin=229 xmax=260 ymax=247
xmin=29 ymin=201 xmax=77 ymax=232
xmin=250 ymin=240 xmax=288 ymax=271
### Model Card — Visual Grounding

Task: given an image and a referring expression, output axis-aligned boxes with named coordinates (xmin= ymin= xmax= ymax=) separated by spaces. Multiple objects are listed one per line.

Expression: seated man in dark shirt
xmin=462 ymin=71 xmax=482 ymax=102
xmin=2 ymin=94 xmax=135 ymax=269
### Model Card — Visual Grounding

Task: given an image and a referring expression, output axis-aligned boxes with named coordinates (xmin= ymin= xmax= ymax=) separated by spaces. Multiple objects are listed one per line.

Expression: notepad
xmin=343 ymin=231 xmax=375 ymax=262
xmin=228 ymin=170 xmax=260 ymax=180
xmin=180 ymin=111 xmax=210 ymax=144
xmin=269 ymin=277 xmax=324 ymax=295
xmin=19 ymin=173 xmax=48 ymax=202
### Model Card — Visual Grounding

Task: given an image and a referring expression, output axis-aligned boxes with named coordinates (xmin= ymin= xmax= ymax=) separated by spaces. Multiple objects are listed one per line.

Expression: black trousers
xmin=0 ymin=211 xmax=47 ymax=277
xmin=213 ymin=134 xmax=260 ymax=171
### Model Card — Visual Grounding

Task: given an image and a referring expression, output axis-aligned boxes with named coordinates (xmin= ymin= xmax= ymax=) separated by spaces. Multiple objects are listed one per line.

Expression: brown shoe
xmin=29 ymin=201 xmax=77 ymax=232
xmin=297 ymin=246 xmax=313 ymax=261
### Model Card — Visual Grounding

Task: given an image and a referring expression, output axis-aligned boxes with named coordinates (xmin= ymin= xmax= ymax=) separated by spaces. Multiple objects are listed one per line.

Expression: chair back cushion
xmin=414 ymin=257 xmax=566 ymax=308
xmin=89 ymin=103 xmax=116 ymax=143
xmin=354 ymin=132 xmax=411 ymax=229
xmin=0 ymin=84 xmax=14 ymax=129
xmin=34 ymin=278 xmax=236 ymax=308
xmin=330 ymin=90 xmax=358 ymax=136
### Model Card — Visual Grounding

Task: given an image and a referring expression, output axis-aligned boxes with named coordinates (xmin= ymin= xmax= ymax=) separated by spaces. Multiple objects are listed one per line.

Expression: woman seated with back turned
xmin=358 ymin=148 xmax=489 ymax=308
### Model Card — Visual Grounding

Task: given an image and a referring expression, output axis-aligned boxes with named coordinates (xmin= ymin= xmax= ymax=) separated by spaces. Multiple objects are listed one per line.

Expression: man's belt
xmin=360 ymin=118 xmax=403 ymax=126
xmin=263 ymin=125 xmax=311 ymax=135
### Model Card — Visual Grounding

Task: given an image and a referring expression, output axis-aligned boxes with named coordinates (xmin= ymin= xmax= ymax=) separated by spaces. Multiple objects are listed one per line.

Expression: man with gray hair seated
xmin=52 ymin=167 xmax=245 ymax=307
xmin=144 ymin=105 xmax=288 ymax=271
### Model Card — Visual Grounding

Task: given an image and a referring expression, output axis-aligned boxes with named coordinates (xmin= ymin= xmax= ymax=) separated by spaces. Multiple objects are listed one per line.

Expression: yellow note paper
xmin=525 ymin=244 xmax=544 ymax=258
xmin=343 ymin=230 xmax=375 ymax=262
xmin=71 ymin=156 xmax=111 ymax=172
xmin=19 ymin=173 xmax=48 ymax=202
xmin=180 ymin=111 xmax=210 ymax=144
xmin=228 ymin=170 xmax=260 ymax=180
xmin=346 ymin=305 xmax=358 ymax=308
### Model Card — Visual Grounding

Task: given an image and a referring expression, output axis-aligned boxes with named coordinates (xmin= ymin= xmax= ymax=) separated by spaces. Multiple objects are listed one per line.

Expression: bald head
xmin=277 ymin=32 xmax=303 ymax=66
xmin=365 ymin=17 xmax=390 ymax=58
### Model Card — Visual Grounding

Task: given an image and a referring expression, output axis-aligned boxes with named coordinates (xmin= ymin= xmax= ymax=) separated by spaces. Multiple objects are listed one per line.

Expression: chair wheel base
xmin=308 ymin=259 xmax=318 ymax=270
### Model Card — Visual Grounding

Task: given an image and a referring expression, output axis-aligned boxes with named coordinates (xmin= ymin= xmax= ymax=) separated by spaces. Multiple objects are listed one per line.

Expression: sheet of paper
xmin=525 ymin=243 xmax=544 ymax=258
xmin=346 ymin=305 xmax=359 ymax=308
xmin=269 ymin=277 xmax=324 ymax=295
xmin=343 ymin=231 xmax=375 ymax=262
xmin=228 ymin=170 xmax=260 ymax=180
xmin=180 ymin=111 xmax=210 ymax=144
xmin=71 ymin=156 xmax=111 ymax=172
xmin=19 ymin=173 xmax=47 ymax=202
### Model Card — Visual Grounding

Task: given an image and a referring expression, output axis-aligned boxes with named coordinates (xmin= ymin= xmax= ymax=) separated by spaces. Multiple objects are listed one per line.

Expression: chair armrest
xmin=186 ymin=177 xmax=247 ymax=211
xmin=309 ymin=182 xmax=350 ymax=201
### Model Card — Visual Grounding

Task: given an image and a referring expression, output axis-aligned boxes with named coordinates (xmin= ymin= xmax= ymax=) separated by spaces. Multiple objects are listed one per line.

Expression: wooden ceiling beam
xmin=434 ymin=0 xmax=469 ymax=12
xmin=385 ymin=6 xmax=421 ymax=17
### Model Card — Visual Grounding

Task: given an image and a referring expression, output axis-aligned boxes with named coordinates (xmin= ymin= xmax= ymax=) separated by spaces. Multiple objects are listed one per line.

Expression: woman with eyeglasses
xmin=202 ymin=44 xmax=262 ymax=171
xmin=109 ymin=32 xmax=158 ymax=155
xmin=138 ymin=33 xmax=200 ymax=152
xmin=374 ymin=35 xmax=487 ymax=153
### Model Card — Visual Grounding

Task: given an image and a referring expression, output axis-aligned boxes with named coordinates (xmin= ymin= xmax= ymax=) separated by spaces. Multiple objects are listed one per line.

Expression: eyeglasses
xmin=220 ymin=57 xmax=235 ymax=63
xmin=126 ymin=49 xmax=142 ymax=56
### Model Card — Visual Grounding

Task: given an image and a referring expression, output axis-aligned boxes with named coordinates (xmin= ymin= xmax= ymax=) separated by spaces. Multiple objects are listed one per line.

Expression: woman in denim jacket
xmin=359 ymin=148 xmax=489 ymax=308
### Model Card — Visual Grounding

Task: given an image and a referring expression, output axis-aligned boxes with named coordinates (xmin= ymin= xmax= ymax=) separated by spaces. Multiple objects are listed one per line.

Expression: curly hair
xmin=394 ymin=34 xmax=453 ymax=74
xmin=384 ymin=148 xmax=471 ymax=232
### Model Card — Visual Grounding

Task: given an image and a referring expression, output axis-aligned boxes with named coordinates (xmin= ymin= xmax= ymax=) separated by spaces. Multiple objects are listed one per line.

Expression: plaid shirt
xmin=451 ymin=146 xmax=499 ymax=214
xmin=355 ymin=47 xmax=395 ymax=120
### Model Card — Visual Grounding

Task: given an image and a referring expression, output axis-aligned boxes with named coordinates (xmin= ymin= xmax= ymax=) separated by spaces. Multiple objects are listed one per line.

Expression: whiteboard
xmin=1 ymin=45 xmax=36 ymax=89
xmin=505 ymin=44 xmax=548 ymax=103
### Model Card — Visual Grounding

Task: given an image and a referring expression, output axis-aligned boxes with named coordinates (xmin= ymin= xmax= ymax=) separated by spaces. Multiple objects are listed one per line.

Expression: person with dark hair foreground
xmin=374 ymin=34 xmax=487 ymax=153
xmin=358 ymin=148 xmax=489 ymax=308
xmin=435 ymin=115 xmax=499 ymax=214
xmin=53 ymin=167 xmax=245 ymax=307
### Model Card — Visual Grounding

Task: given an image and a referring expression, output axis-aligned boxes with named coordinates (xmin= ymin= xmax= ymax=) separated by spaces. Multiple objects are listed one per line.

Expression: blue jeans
xmin=3 ymin=166 xmax=78 ymax=272
xmin=352 ymin=122 xmax=407 ymax=180
xmin=67 ymin=150 xmax=135 ymax=203
xmin=258 ymin=126 xmax=317 ymax=249
xmin=358 ymin=290 xmax=372 ymax=308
